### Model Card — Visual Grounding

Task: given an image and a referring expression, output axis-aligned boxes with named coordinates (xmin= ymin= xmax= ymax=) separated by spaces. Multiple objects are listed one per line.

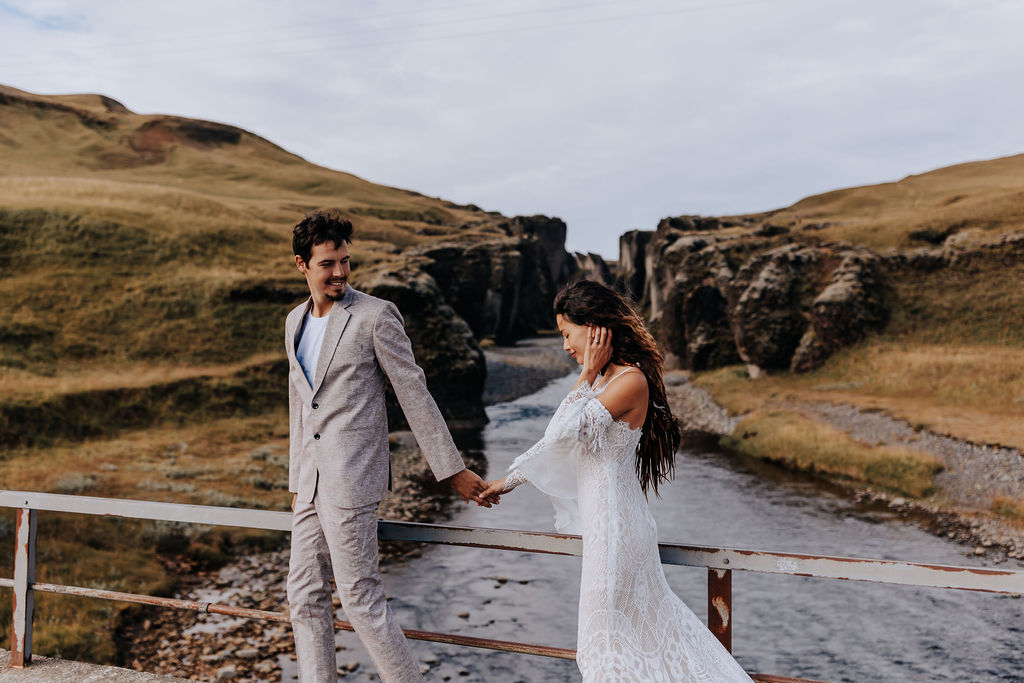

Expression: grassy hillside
xmin=757 ymin=152 xmax=1024 ymax=248
xmin=0 ymin=84 xmax=512 ymax=664
xmin=0 ymin=85 xmax=508 ymax=385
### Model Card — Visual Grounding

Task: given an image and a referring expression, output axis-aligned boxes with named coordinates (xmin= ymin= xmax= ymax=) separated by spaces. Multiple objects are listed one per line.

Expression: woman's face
xmin=556 ymin=313 xmax=591 ymax=365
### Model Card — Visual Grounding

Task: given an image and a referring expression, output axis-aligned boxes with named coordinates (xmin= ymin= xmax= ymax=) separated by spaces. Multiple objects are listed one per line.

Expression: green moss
xmin=721 ymin=410 xmax=943 ymax=498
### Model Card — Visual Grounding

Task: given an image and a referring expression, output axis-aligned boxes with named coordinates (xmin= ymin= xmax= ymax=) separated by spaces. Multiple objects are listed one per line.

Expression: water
xmin=298 ymin=373 xmax=1024 ymax=682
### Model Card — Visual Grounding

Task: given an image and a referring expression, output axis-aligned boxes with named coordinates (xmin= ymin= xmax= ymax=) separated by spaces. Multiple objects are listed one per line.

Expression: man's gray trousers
xmin=287 ymin=494 xmax=423 ymax=682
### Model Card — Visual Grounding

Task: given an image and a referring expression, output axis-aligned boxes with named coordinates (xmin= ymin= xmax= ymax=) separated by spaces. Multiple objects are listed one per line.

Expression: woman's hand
xmin=580 ymin=325 xmax=613 ymax=385
xmin=481 ymin=478 xmax=507 ymax=499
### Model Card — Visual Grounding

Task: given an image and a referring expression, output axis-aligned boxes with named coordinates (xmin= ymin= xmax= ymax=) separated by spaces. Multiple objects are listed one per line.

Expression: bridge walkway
xmin=0 ymin=650 xmax=188 ymax=682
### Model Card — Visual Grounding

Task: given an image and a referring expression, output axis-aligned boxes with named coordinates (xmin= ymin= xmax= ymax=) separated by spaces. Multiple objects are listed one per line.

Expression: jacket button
xmin=313 ymin=433 xmax=320 ymax=440
xmin=312 ymin=402 xmax=319 ymax=409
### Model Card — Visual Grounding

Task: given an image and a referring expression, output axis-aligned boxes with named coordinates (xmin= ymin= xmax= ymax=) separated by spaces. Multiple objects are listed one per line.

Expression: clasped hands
xmin=453 ymin=325 xmax=613 ymax=508
xmin=450 ymin=468 xmax=501 ymax=508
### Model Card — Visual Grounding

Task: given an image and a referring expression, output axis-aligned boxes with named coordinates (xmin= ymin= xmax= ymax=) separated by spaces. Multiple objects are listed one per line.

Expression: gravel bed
xmin=663 ymin=370 xmax=740 ymax=439
xmin=794 ymin=402 xmax=1024 ymax=509
xmin=790 ymin=401 xmax=1024 ymax=559
xmin=659 ymin=372 xmax=1024 ymax=561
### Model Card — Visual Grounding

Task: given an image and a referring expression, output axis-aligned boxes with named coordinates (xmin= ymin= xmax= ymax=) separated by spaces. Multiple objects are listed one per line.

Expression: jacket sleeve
xmin=372 ymin=301 xmax=466 ymax=482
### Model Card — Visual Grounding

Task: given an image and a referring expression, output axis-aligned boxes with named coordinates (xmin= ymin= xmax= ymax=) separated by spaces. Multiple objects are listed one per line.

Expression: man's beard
xmin=324 ymin=285 xmax=346 ymax=301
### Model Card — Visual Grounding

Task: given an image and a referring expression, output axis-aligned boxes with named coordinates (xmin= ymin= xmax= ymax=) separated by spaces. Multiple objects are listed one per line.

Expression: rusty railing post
xmin=11 ymin=507 xmax=38 ymax=668
xmin=708 ymin=567 xmax=732 ymax=653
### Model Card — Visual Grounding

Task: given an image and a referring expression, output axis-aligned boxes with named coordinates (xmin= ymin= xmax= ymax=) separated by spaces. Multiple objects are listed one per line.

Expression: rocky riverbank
xmin=793 ymin=401 xmax=1024 ymax=562
xmin=124 ymin=434 xmax=488 ymax=682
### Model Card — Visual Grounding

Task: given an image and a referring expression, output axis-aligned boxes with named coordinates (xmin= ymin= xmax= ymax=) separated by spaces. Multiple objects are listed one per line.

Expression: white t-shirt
xmin=296 ymin=309 xmax=330 ymax=388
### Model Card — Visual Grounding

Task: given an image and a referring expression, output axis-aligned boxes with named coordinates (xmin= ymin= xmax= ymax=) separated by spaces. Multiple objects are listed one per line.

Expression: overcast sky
xmin=2 ymin=0 xmax=1022 ymax=257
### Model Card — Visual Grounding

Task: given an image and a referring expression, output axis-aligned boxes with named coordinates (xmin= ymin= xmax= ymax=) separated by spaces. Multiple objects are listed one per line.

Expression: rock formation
xmin=619 ymin=217 xmax=893 ymax=375
xmin=501 ymin=215 xmax=575 ymax=288
xmin=571 ymin=252 xmax=614 ymax=285
xmin=353 ymin=215 xmax=575 ymax=425
xmin=616 ymin=230 xmax=653 ymax=301
xmin=357 ymin=263 xmax=486 ymax=427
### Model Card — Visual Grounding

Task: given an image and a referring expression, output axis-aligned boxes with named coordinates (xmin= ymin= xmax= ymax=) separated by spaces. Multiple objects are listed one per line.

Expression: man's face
xmin=296 ymin=240 xmax=351 ymax=311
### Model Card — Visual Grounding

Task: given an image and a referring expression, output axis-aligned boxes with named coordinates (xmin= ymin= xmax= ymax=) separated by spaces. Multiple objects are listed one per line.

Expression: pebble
xmin=216 ymin=665 xmax=237 ymax=681
xmin=236 ymin=648 xmax=259 ymax=659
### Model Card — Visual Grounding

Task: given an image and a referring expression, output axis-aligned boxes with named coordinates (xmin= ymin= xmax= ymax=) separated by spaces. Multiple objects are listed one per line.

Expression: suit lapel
xmin=311 ymin=287 xmax=356 ymax=397
xmin=287 ymin=299 xmax=315 ymax=403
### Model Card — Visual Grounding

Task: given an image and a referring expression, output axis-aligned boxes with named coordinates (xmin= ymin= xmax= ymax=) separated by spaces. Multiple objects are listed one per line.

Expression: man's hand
xmin=449 ymin=468 xmax=500 ymax=508
xmin=291 ymin=493 xmax=297 ymax=511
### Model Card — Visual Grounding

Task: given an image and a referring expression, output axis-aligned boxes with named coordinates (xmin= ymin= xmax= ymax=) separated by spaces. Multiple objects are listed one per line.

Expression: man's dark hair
xmin=292 ymin=210 xmax=354 ymax=264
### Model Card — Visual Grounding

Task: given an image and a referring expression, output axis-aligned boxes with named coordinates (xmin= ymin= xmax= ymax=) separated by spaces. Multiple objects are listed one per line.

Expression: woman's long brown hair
xmin=554 ymin=280 xmax=681 ymax=496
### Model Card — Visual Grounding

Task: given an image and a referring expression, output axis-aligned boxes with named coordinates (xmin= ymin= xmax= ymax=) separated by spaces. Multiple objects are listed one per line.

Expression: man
xmin=285 ymin=211 xmax=496 ymax=682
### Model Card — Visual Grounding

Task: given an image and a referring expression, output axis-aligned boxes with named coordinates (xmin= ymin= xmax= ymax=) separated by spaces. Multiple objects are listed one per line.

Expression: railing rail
xmin=3 ymin=490 xmax=1023 ymax=680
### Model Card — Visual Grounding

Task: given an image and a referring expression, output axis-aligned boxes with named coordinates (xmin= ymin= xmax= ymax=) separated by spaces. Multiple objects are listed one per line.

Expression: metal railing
xmin=3 ymin=490 xmax=1023 ymax=682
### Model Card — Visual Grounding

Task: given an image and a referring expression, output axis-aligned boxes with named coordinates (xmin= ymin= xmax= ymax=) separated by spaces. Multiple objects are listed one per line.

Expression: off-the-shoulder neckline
xmin=570 ymin=385 xmax=642 ymax=432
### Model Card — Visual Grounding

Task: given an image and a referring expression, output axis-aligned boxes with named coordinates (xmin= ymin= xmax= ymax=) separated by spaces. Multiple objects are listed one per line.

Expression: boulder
xmin=656 ymin=215 xmax=724 ymax=232
xmin=790 ymin=250 xmax=888 ymax=372
xmin=728 ymin=244 xmax=824 ymax=371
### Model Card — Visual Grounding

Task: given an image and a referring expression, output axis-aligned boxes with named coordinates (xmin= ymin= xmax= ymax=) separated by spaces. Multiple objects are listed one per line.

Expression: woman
xmin=482 ymin=280 xmax=752 ymax=682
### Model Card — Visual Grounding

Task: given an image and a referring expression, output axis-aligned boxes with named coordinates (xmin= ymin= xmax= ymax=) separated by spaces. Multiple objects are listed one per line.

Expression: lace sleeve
xmin=501 ymin=469 xmax=529 ymax=492
xmin=499 ymin=382 xmax=613 ymax=534
xmin=542 ymin=381 xmax=613 ymax=455
xmin=506 ymin=434 xmax=580 ymax=532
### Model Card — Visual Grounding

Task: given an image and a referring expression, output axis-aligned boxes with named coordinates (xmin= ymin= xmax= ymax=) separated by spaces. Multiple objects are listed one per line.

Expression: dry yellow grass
xmin=0 ymin=86 xmax=512 ymax=383
xmin=695 ymin=342 xmax=1024 ymax=450
xmin=759 ymin=152 xmax=1024 ymax=248
xmin=0 ymin=353 xmax=284 ymax=400
xmin=721 ymin=410 xmax=943 ymax=497
xmin=992 ymin=496 xmax=1024 ymax=527
xmin=0 ymin=410 xmax=290 ymax=505
xmin=0 ymin=411 xmax=290 ymax=663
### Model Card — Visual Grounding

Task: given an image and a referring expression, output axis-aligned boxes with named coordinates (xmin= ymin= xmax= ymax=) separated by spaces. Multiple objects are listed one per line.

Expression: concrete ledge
xmin=0 ymin=650 xmax=188 ymax=682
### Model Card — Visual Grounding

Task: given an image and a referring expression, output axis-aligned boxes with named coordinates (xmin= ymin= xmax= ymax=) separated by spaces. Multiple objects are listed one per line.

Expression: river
xmin=300 ymin=372 xmax=1024 ymax=682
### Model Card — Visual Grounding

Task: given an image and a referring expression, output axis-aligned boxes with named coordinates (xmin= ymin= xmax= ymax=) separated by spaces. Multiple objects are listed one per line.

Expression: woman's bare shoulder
xmin=598 ymin=367 xmax=648 ymax=417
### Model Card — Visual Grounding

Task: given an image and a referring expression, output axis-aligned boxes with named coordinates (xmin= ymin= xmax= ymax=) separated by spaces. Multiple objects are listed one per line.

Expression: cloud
xmin=2 ymin=0 xmax=1023 ymax=257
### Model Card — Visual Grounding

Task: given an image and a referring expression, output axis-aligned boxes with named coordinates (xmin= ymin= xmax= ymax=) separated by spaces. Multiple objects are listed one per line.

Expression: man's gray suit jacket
xmin=285 ymin=286 xmax=465 ymax=508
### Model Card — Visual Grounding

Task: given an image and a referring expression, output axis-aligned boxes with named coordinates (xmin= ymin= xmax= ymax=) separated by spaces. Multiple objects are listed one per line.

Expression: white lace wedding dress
xmin=505 ymin=376 xmax=752 ymax=682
